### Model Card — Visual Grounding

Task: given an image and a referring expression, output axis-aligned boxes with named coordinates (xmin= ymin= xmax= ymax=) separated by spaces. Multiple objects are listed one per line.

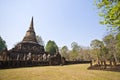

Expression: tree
xmin=103 ymin=34 xmax=114 ymax=46
xmin=0 ymin=36 xmax=7 ymax=53
xmin=90 ymin=39 xmax=104 ymax=49
xmin=90 ymin=39 xmax=102 ymax=58
xmin=60 ymin=46 xmax=69 ymax=60
xmin=36 ymin=35 xmax=44 ymax=46
xmin=45 ymin=40 xmax=58 ymax=55
xmin=90 ymin=39 xmax=106 ymax=66
xmin=80 ymin=47 xmax=93 ymax=61
xmin=103 ymin=34 xmax=118 ymax=65
xmin=116 ymin=33 xmax=120 ymax=61
xmin=95 ymin=0 xmax=120 ymax=31
xmin=71 ymin=42 xmax=81 ymax=52
xmin=69 ymin=42 xmax=80 ymax=61
xmin=116 ymin=33 xmax=120 ymax=47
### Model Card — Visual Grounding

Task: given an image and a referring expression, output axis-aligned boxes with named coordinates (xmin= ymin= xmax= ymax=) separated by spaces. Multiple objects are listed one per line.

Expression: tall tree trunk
xmin=113 ymin=58 xmax=117 ymax=66
xmin=98 ymin=60 xmax=100 ymax=66
xmin=109 ymin=60 xmax=112 ymax=67
xmin=103 ymin=60 xmax=107 ymax=69
xmin=113 ymin=53 xmax=117 ymax=66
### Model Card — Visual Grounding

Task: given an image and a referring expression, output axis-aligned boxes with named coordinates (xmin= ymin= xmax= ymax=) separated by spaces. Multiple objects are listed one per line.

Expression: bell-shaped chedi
xmin=9 ymin=17 xmax=45 ymax=61
xmin=22 ymin=17 xmax=37 ymax=43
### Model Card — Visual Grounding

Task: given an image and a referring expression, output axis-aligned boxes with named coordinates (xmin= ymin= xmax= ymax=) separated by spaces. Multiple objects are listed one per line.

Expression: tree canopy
xmin=95 ymin=0 xmax=120 ymax=31
xmin=90 ymin=39 xmax=104 ymax=49
xmin=0 ymin=36 xmax=7 ymax=53
xmin=45 ymin=40 xmax=58 ymax=55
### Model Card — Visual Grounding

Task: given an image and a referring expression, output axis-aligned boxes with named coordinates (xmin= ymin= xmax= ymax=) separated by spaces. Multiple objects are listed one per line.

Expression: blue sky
xmin=0 ymin=0 xmax=107 ymax=49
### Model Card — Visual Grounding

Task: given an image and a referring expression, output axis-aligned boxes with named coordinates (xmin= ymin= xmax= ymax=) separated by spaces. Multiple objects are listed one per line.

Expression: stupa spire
xmin=29 ymin=16 xmax=34 ymax=31
xmin=22 ymin=17 xmax=38 ymax=43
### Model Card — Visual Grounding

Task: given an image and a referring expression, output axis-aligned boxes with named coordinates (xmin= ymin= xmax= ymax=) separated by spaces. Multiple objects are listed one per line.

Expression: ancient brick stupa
xmin=9 ymin=17 xmax=45 ymax=61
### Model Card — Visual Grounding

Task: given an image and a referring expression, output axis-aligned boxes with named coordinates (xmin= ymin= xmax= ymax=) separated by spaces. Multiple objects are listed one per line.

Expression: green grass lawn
xmin=0 ymin=64 xmax=120 ymax=80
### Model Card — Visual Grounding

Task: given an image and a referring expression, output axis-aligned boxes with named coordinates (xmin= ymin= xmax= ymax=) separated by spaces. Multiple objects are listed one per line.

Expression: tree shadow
xmin=87 ymin=64 xmax=120 ymax=72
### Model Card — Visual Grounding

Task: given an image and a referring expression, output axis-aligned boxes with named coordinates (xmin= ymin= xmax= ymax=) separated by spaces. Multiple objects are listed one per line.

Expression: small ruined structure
xmin=49 ymin=49 xmax=65 ymax=65
xmin=9 ymin=17 xmax=45 ymax=61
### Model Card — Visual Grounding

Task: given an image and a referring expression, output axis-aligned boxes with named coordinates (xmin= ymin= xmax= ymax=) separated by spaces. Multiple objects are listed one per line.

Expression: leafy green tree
xmin=36 ymin=35 xmax=44 ymax=46
xmin=45 ymin=40 xmax=58 ymax=55
xmin=0 ymin=36 xmax=7 ymax=53
xmin=95 ymin=0 xmax=120 ymax=31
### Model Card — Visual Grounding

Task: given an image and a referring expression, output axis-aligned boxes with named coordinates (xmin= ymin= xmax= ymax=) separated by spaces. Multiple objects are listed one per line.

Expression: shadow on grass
xmin=0 ymin=61 xmax=92 ymax=70
xmin=87 ymin=64 xmax=120 ymax=72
